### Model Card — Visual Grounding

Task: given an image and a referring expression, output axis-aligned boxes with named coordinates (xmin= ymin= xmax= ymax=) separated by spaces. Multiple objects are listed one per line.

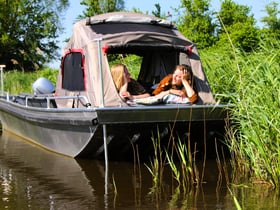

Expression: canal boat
xmin=0 ymin=12 xmax=229 ymax=161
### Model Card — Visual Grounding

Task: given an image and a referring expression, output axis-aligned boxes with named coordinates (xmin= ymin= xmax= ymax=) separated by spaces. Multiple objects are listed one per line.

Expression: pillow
xmin=134 ymin=94 xmax=192 ymax=105
xmin=134 ymin=96 xmax=162 ymax=105
xmin=162 ymin=94 xmax=191 ymax=104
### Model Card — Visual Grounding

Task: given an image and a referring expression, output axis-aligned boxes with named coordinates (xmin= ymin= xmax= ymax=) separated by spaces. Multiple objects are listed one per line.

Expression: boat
xmin=0 ymin=12 xmax=229 ymax=161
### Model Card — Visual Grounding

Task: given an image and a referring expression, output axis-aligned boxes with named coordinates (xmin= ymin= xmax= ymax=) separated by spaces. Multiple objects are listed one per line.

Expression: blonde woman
xmin=111 ymin=64 xmax=150 ymax=101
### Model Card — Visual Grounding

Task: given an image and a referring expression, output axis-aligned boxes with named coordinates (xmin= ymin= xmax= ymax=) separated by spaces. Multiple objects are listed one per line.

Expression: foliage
xmin=260 ymin=2 xmax=280 ymax=46
xmin=231 ymin=42 xmax=280 ymax=187
xmin=0 ymin=0 xmax=69 ymax=72
xmin=151 ymin=3 xmax=172 ymax=19
xmin=152 ymin=3 xmax=161 ymax=18
xmin=217 ymin=0 xmax=259 ymax=51
xmin=201 ymin=38 xmax=280 ymax=188
xmin=261 ymin=1 xmax=280 ymax=32
xmin=177 ymin=0 xmax=216 ymax=48
xmin=200 ymin=46 xmax=239 ymax=103
xmin=175 ymin=0 xmax=275 ymax=52
xmin=80 ymin=0 xmax=125 ymax=17
xmin=3 ymin=68 xmax=58 ymax=94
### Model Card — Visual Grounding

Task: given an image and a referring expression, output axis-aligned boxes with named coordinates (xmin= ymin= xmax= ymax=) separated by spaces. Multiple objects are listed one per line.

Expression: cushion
xmin=134 ymin=94 xmax=191 ymax=105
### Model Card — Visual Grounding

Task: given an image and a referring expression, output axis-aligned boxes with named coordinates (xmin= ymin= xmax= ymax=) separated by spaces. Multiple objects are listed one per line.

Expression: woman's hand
xmin=182 ymin=70 xmax=191 ymax=85
xmin=182 ymin=76 xmax=196 ymax=99
xmin=120 ymin=91 xmax=133 ymax=100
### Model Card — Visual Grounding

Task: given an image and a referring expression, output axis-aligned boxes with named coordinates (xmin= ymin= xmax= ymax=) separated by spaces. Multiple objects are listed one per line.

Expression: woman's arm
xmin=119 ymin=74 xmax=130 ymax=99
xmin=182 ymin=79 xmax=197 ymax=103
xmin=152 ymin=75 xmax=172 ymax=95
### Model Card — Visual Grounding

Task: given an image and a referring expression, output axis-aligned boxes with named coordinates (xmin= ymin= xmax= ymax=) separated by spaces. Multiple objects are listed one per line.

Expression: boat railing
xmin=2 ymin=92 xmax=91 ymax=109
xmin=23 ymin=95 xmax=91 ymax=109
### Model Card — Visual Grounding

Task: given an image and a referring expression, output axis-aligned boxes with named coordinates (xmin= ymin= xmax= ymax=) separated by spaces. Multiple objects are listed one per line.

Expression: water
xmin=0 ymin=131 xmax=279 ymax=209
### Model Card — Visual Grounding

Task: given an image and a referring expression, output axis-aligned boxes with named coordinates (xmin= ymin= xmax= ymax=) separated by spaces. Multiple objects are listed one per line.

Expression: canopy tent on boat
xmin=56 ymin=12 xmax=215 ymax=108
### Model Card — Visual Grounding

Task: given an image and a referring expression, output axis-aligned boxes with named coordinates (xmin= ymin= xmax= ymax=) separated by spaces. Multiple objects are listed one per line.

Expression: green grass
xmin=201 ymin=40 xmax=280 ymax=189
xmin=3 ymin=68 xmax=58 ymax=94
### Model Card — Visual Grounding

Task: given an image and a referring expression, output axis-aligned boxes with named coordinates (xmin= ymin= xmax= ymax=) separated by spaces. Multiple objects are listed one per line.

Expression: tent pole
xmin=95 ymin=38 xmax=109 ymax=196
xmin=96 ymin=38 xmax=105 ymax=107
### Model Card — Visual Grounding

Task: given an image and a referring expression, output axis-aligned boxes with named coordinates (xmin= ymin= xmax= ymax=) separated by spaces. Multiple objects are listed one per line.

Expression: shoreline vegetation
xmin=1 ymin=40 xmax=279 ymax=192
xmin=202 ymin=41 xmax=280 ymax=190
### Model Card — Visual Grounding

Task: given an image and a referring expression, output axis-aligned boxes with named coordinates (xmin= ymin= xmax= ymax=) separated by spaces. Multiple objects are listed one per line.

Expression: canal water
xmin=0 ymin=131 xmax=279 ymax=209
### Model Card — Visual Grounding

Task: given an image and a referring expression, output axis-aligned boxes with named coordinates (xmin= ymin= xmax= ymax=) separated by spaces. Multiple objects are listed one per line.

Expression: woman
xmin=152 ymin=64 xmax=198 ymax=103
xmin=111 ymin=64 xmax=150 ymax=101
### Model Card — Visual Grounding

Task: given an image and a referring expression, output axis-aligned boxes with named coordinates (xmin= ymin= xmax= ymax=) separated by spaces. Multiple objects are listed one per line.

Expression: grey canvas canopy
xmin=56 ymin=12 xmax=215 ymax=107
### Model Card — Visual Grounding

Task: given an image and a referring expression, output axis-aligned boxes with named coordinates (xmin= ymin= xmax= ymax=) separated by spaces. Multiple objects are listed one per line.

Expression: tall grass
xmin=145 ymin=131 xmax=165 ymax=198
xmin=201 ymin=40 xmax=280 ymax=189
xmin=3 ymin=68 xmax=58 ymax=94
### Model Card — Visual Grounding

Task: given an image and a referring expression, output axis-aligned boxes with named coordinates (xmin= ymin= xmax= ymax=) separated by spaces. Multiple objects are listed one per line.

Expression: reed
xmin=112 ymin=174 xmax=118 ymax=194
xmin=146 ymin=126 xmax=203 ymax=202
xmin=145 ymin=131 xmax=165 ymax=196
xmin=201 ymin=39 xmax=280 ymax=188
xmin=165 ymin=150 xmax=181 ymax=185
xmin=175 ymin=139 xmax=197 ymax=189
xmin=228 ymin=187 xmax=242 ymax=210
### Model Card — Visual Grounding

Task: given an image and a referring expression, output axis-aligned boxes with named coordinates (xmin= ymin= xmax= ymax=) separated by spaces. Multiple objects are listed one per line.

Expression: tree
xmin=151 ymin=3 xmax=173 ymax=20
xmin=152 ymin=3 xmax=161 ymax=18
xmin=176 ymin=0 xmax=217 ymax=49
xmin=80 ymin=0 xmax=125 ymax=17
xmin=260 ymin=1 xmax=280 ymax=41
xmin=0 ymin=0 xmax=69 ymax=71
xmin=217 ymin=0 xmax=259 ymax=51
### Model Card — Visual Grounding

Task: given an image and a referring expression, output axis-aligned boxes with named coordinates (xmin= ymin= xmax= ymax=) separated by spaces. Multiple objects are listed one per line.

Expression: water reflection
xmin=0 ymin=131 xmax=279 ymax=209
xmin=0 ymin=131 xmax=95 ymax=209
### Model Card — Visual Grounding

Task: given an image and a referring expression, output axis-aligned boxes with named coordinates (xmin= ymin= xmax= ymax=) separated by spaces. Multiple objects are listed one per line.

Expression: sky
xmin=49 ymin=0 xmax=273 ymax=68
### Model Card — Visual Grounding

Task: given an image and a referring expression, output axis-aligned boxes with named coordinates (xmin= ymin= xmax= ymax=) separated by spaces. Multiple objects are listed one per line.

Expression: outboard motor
xmin=32 ymin=77 xmax=55 ymax=94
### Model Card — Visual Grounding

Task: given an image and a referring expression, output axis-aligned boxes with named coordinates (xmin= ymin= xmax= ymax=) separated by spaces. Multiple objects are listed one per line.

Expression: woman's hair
xmin=111 ymin=64 xmax=126 ymax=92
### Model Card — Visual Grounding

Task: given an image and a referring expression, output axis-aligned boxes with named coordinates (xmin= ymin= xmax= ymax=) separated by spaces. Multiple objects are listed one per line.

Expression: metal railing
xmin=24 ymin=95 xmax=91 ymax=109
